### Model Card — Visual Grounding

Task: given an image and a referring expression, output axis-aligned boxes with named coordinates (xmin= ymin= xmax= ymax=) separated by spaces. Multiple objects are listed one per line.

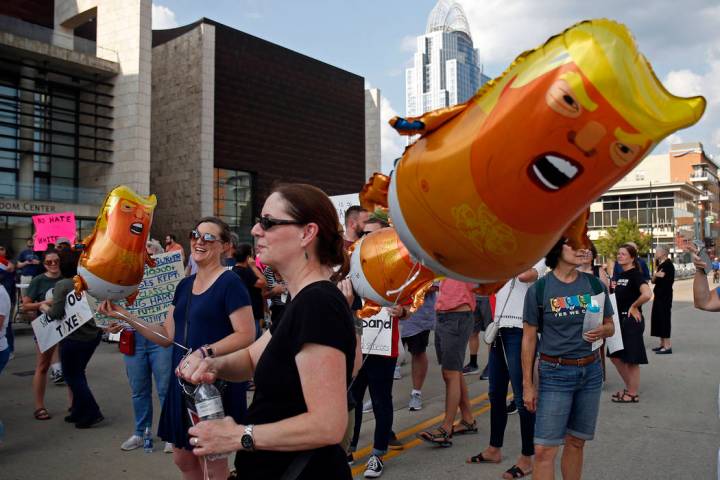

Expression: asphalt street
xmin=0 ymin=277 xmax=717 ymax=479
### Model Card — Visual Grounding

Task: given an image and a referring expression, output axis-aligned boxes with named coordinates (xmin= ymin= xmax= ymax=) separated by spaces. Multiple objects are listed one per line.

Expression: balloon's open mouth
xmin=528 ymin=153 xmax=582 ymax=191
xmin=130 ymin=223 xmax=144 ymax=235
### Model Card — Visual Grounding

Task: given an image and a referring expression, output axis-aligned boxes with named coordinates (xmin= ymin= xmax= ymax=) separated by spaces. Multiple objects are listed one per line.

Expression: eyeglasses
xmin=255 ymin=216 xmax=302 ymax=231
xmin=359 ymin=230 xmax=373 ymax=237
xmin=189 ymin=230 xmax=219 ymax=243
xmin=44 ymin=259 xmax=59 ymax=266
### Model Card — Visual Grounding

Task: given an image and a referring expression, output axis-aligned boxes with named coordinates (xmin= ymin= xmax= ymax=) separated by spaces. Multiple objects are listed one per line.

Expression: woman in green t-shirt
xmin=22 ymin=250 xmax=61 ymax=421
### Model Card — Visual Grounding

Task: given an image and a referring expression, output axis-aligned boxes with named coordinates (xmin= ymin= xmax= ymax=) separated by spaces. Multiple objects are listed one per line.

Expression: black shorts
xmin=402 ymin=330 xmax=430 ymax=355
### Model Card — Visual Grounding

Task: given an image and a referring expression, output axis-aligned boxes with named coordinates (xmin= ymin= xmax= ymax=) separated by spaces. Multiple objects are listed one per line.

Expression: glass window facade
xmin=214 ymin=168 xmax=254 ymax=243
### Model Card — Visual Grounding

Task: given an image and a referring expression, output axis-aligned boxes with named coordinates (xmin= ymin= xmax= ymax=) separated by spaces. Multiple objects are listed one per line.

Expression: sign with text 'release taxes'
xmin=32 ymin=212 xmax=76 ymax=250
xmin=32 ymin=291 xmax=94 ymax=353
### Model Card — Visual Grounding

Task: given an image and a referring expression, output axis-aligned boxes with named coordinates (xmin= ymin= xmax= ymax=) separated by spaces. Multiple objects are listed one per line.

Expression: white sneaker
xmin=164 ymin=442 xmax=174 ymax=453
xmin=393 ymin=366 xmax=402 ymax=380
xmin=362 ymin=400 xmax=373 ymax=413
xmin=121 ymin=435 xmax=144 ymax=451
xmin=364 ymin=455 xmax=384 ymax=478
xmin=408 ymin=392 xmax=423 ymax=411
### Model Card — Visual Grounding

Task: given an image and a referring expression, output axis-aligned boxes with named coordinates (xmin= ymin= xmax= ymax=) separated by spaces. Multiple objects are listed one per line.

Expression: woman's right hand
xmin=338 ymin=278 xmax=355 ymax=307
xmin=177 ymin=353 xmax=219 ymax=385
xmin=98 ymin=299 xmax=132 ymax=322
xmin=523 ymin=382 xmax=537 ymax=413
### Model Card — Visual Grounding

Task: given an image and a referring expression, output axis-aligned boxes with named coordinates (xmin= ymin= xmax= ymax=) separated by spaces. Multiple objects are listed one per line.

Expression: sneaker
xmin=362 ymin=400 xmax=373 ymax=413
xmin=507 ymin=400 xmax=518 ymax=415
xmin=408 ymin=392 xmax=423 ymax=411
xmin=462 ymin=363 xmax=480 ymax=375
xmin=347 ymin=452 xmax=355 ymax=465
xmin=164 ymin=442 xmax=174 ymax=453
xmin=479 ymin=365 xmax=489 ymax=380
xmin=75 ymin=414 xmax=104 ymax=429
xmin=364 ymin=455 xmax=384 ymax=478
xmin=121 ymin=435 xmax=144 ymax=451
xmin=393 ymin=366 xmax=402 ymax=380
xmin=51 ymin=370 xmax=65 ymax=385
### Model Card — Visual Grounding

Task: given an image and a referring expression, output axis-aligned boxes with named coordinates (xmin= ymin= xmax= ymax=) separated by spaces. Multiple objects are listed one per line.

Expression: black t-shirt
xmin=653 ymin=259 xmax=675 ymax=297
xmin=232 ymin=265 xmax=265 ymax=320
xmin=234 ymin=281 xmax=355 ymax=479
xmin=614 ymin=267 xmax=645 ymax=320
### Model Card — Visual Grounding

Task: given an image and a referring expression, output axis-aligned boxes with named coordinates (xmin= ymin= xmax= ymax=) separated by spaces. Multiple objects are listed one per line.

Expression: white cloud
xmin=380 ymin=97 xmax=405 ymax=174
xmin=152 ymin=4 xmax=178 ymax=30
xmin=400 ymin=35 xmax=417 ymax=53
xmin=455 ymin=0 xmax=720 ymax=156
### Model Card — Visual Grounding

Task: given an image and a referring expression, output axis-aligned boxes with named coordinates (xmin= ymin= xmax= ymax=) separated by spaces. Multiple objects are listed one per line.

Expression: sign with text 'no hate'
xmin=32 ymin=212 xmax=76 ymax=250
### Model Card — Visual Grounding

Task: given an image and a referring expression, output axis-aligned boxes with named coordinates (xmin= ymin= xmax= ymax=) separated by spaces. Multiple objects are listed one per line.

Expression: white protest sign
xmin=32 ymin=291 xmax=94 ymax=353
xmin=329 ymin=193 xmax=360 ymax=228
xmin=605 ymin=293 xmax=624 ymax=354
xmin=361 ymin=309 xmax=395 ymax=356
xmin=93 ymin=251 xmax=184 ymax=326
xmin=126 ymin=251 xmax=184 ymax=324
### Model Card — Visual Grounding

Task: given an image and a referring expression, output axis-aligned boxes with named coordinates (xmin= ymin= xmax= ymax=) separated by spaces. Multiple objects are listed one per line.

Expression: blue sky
xmin=153 ymin=0 xmax=720 ymax=171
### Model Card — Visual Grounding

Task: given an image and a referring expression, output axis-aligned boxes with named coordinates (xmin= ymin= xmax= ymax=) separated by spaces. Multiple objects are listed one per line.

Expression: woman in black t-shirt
xmin=650 ymin=246 xmax=675 ymax=353
xmin=232 ymin=243 xmax=267 ymax=337
xmin=608 ymin=244 xmax=652 ymax=403
xmin=179 ymin=183 xmax=356 ymax=480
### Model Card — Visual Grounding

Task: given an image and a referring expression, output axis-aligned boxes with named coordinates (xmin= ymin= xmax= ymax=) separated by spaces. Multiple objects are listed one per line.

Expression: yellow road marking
xmin=350 ymin=394 xmax=502 ymax=478
xmin=351 ymin=392 xmax=489 ymax=460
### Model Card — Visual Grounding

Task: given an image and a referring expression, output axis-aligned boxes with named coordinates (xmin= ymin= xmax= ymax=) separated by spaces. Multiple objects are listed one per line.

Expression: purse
xmin=483 ymin=279 xmax=515 ymax=345
xmin=119 ymin=328 xmax=136 ymax=355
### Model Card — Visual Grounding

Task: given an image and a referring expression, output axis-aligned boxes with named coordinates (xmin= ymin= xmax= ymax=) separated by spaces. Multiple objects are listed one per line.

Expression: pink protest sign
xmin=33 ymin=212 xmax=77 ymax=250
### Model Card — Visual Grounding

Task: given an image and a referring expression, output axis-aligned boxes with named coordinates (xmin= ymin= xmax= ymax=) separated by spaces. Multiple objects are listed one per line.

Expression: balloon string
xmin=348 ymin=260 xmax=425 ymax=392
xmin=109 ymin=310 xmax=190 ymax=352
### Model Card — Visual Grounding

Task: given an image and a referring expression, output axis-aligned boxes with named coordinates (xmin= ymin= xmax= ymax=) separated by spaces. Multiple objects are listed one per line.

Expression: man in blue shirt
xmin=16 ymin=237 xmax=43 ymax=281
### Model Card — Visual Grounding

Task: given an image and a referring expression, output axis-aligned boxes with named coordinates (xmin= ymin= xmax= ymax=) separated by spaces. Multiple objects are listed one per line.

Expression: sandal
xmin=466 ymin=452 xmax=501 ymax=464
xmin=34 ymin=408 xmax=51 ymax=420
xmin=611 ymin=392 xmax=639 ymax=403
xmin=503 ymin=465 xmax=532 ymax=479
xmin=611 ymin=389 xmax=627 ymax=400
xmin=452 ymin=419 xmax=478 ymax=435
xmin=417 ymin=426 xmax=452 ymax=447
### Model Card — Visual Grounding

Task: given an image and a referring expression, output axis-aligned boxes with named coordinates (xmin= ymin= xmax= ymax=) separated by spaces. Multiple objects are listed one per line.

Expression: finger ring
xmin=183 ymin=361 xmax=190 ymax=369
xmin=191 ymin=437 xmax=198 ymax=446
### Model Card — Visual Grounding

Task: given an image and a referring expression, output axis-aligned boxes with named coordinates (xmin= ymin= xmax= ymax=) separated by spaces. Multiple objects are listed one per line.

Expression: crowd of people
xmin=0 ymin=184 xmax=699 ymax=480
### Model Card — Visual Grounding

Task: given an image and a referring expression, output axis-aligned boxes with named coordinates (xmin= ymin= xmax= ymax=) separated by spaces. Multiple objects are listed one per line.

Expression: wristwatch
xmin=201 ymin=344 xmax=215 ymax=358
xmin=241 ymin=424 xmax=255 ymax=451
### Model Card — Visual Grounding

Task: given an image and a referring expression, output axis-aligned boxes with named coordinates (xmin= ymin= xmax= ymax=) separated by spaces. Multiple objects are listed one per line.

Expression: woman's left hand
xmin=175 ymin=350 xmax=204 ymax=380
xmin=628 ymin=306 xmax=642 ymax=322
xmin=188 ymin=417 xmax=242 ymax=456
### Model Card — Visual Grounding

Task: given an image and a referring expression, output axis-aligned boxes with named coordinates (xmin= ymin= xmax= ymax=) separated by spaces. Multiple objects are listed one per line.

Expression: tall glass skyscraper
xmin=405 ymin=0 xmax=489 ymax=116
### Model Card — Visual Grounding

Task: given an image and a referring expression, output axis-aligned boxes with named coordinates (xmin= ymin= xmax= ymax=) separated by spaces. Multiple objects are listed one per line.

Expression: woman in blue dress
xmin=100 ymin=217 xmax=256 ymax=480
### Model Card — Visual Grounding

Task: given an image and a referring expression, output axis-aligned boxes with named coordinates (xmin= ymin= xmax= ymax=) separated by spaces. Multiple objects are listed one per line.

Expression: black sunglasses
xmin=189 ymin=230 xmax=220 ymax=243
xmin=255 ymin=216 xmax=302 ymax=231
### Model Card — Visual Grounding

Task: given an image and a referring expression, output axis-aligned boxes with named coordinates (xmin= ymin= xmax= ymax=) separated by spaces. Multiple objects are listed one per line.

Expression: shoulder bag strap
xmin=535 ymin=276 xmax=546 ymax=333
xmin=184 ymin=278 xmax=194 ymax=347
xmin=279 ymin=451 xmax=314 ymax=480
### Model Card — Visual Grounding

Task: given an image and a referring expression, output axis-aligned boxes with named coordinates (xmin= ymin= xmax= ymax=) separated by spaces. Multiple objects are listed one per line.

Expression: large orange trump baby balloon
xmin=388 ymin=19 xmax=705 ymax=282
xmin=75 ymin=186 xmax=156 ymax=303
xmin=350 ymin=227 xmax=436 ymax=317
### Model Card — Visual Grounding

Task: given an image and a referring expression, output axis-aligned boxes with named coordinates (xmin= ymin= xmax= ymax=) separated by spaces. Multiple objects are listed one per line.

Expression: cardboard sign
xmin=605 ymin=293 xmax=624 ymax=354
xmin=32 ymin=290 xmax=94 ymax=353
xmin=126 ymin=251 xmax=184 ymax=324
xmin=32 ymin=212 xmax=76 ymax=250
xmin=361 ymin=309 xmax=396 ymax=357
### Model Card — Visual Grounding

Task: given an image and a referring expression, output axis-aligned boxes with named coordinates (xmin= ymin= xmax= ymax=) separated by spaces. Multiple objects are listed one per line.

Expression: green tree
xmin=595 ymin=218 xmax=652 ymax=260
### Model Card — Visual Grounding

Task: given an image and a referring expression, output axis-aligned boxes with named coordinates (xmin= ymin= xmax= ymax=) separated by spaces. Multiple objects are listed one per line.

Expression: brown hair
xmin=193 ymin=217 xmax=232 ymax=243
xmin=619 ymin=243 xmax=640 ymax=270
xmin=272 ymin=183 xmax=349 ymax=281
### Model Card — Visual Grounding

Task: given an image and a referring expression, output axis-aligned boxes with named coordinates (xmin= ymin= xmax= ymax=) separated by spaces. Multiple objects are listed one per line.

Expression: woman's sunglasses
xmin=189 ymin=230 xmax=219 ymax=243
xmin=44 ymin=259 xmax=59 ymax=266
xmin=255 ymin=216 xmax=302 ymax=231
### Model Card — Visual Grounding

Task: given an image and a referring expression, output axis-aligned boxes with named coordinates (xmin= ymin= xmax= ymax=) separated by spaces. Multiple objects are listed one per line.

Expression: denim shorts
xmin=534 ymin=359 xmax=603 ymax=446
xmin=434 ymin=311 xmax=474 ymax=371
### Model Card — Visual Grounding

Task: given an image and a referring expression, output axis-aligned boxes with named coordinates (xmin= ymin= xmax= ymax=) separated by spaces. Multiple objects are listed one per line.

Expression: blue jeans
xmin=0 ymin=347 xmax=9 ymax=374
xmin=60 ymin=333 xmax=102 ymax=422
xmin=488 ymin=328 xmax=535 ymax=456
xmin=350 ymin=354 xmax=397 ymax=456
xmin=534 ymin=359 xmax=603 ymax=446
xmin=123 ymin=334 xmax=173 ymax=437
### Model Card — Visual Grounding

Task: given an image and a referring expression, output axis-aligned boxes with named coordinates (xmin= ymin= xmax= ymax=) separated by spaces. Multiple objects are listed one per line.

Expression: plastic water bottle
xmin=194 ymin=383 xmax=228 ymax=460
xmin=143 ymin=426 xmax=153 ymax=453
xmin=583 ymin=303 xmax=603 ymax=339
